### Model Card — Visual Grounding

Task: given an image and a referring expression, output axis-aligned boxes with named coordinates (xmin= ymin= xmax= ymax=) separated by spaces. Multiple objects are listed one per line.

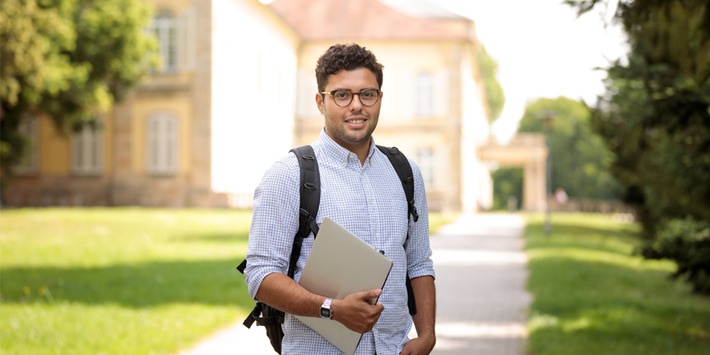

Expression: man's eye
xmin=361 ymin=91 xmax=375 ymax=99
xmin=334 ymin=91 xmax=350 ymax=99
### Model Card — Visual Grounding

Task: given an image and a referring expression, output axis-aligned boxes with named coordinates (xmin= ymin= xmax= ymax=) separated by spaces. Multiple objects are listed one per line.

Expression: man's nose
xmin=349 ymin=93 xmax=363 ymax=110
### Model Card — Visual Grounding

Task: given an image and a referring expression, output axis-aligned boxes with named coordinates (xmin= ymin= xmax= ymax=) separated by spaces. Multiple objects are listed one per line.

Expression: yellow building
xmin=4 ymin=0 xmax=497 ymax=213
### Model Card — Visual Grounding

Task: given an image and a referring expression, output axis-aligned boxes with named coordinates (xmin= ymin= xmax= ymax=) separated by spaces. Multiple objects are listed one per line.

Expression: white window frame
xmin=146 ymin=112 xmax=179 ymax=175
xmin=71 ymin=118 xmax=104 ymax=176
xmin=13 ymin=115 xmax=39 ymax=176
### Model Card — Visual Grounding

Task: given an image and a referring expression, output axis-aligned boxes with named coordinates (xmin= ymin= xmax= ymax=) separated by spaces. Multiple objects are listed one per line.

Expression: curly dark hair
xmin=315 ymin=43 xmax=384 ymax=92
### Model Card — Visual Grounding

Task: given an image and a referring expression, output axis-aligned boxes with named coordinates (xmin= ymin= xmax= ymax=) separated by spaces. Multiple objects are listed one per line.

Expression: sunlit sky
xmin=262 ymin=0 xmax=629 ymax=142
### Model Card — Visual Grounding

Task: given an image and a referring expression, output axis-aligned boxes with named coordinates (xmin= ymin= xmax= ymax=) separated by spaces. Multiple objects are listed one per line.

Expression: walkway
xmin=180 ymin=213 xmax=531 ymax=355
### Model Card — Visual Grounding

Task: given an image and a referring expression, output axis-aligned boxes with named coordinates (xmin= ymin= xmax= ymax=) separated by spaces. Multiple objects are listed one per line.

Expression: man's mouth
xmin=346 ymin=116 xmax=367 ymax=124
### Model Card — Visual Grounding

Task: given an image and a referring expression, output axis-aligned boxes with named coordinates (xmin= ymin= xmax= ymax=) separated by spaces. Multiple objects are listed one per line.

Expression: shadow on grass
xmin=526 ymin=221 xmax=641 ymax=256
xmin=170 ymin=232 xmax=248 ymax=244
xmin=0 ymin=257 xmax=254 ymax=310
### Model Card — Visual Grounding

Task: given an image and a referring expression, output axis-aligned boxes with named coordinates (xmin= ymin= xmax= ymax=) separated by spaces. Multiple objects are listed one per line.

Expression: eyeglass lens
xmin=332 ymin=89 xmax=379 ymax=107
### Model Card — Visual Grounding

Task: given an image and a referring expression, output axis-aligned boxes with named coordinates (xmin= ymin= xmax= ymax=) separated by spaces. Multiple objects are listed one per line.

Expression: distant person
xmin=244 ymin=43 xmax=437 ymax=354
xmin=555 ymin=188 xmax=568 ymax=204
xmin=507 ymin=195 xmax=519 ymax=211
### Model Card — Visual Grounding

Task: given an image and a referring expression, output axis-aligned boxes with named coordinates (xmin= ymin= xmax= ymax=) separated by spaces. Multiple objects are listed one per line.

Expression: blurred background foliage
xmin=477 ymin=44 xmax=505 ymax=122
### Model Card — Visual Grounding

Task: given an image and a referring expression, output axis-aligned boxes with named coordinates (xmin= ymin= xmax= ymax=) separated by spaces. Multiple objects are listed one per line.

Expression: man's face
xmin=316 ymin=68 xmax=382 ymax=154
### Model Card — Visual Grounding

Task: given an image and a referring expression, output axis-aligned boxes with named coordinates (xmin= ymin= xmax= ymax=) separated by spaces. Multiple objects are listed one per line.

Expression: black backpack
xmin=236 ymin=144 xmax=419 ymax=354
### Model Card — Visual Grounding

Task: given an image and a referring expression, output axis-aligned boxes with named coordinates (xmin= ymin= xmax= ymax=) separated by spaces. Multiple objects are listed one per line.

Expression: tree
xmin=492 ymin=167 xmax=522 ymax=210
xmin=0 ymin=0 xmax=155 ymax=168
xmin=477 ymin=44 xmax=505 ymax=122
xmin=567 ymin=0 xmax=710 ymax=293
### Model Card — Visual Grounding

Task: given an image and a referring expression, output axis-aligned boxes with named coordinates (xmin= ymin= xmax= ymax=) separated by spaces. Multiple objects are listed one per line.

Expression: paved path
xmin=428 ymin=214 xmax=530 ymax=355
xmin=179 ymin=213 xmax=531 ymax=355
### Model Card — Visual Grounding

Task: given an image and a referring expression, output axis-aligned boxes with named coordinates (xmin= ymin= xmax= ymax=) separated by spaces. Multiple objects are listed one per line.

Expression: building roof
xmin=268 ymin=0 xmax=474 ymax=41
xmin=391 ymin=0 xmax=464 ymax=19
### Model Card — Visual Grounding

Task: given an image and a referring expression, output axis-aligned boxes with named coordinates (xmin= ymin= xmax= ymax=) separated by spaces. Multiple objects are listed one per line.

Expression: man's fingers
xmin=357 ymin=288 xmax=382 ymax=304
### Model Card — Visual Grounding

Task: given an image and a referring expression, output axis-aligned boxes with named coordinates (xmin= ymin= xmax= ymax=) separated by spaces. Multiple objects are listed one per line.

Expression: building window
xmin=146 ymin=113 xmax=179 ymax=175
xmin=415 ymin=71 xmax=435 ymax=118
xmin=71 ymin=118 xmax=104 ymax=175
xmin=152 ymin=11 xmax=178 ymax=73
xmin=149 ymin=8 xmax=194 ymax=73
xmin=13 ymin=115 xmax=39 ymax=175
xmin=416 ymin=147 xmax=435 ymax=187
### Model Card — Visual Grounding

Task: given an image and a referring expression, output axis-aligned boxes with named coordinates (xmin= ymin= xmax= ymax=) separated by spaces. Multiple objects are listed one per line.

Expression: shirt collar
xmin=316 ymin=129 xmax=378 ymax=165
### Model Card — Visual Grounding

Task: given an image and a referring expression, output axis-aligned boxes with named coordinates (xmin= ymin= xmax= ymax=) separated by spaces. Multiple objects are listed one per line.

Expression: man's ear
xmin=315 ymin=93 xmax=324 ymax=114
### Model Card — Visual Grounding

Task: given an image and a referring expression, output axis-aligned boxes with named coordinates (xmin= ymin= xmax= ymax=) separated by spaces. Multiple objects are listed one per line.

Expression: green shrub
xmin=641 ymin=217 xmax=710 ymax=294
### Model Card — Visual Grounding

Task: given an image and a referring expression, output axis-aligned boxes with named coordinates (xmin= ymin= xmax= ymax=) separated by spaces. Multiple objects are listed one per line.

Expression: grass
xmin=0 ymin=208 xmax=453 ymax=355
xmin=0 ymin=208 xmax=254 ymax=355
xmin=428 ymin=212 xmax=457 ymax=236
xmin=525 ymin=213 xmax=710 ymax=355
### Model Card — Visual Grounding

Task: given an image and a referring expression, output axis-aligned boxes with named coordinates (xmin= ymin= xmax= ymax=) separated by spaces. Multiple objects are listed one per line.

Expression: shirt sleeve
xmin=405 ymin=159 xmax=436 ymax=280
xmin=244 ymin=154 xmax=301 ymax=299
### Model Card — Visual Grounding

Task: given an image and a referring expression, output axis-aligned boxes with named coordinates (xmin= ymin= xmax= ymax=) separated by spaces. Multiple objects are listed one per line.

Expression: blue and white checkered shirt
xmin=245 ymin=130 xmax=435 ymax=354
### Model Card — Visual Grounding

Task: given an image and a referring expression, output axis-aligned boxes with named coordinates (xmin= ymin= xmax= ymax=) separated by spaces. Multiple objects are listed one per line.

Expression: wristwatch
xmin=320 ymin=298 xmax=333 ymax=320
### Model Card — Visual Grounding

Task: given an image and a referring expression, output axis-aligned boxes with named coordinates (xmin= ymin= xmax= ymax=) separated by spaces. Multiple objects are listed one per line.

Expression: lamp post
xmin=542 ymin=112 xmax=554 ymax=235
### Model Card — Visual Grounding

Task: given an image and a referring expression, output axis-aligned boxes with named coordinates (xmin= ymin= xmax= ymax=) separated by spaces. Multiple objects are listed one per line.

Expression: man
xmin=245 ymin=43 xmax=436 ymax=355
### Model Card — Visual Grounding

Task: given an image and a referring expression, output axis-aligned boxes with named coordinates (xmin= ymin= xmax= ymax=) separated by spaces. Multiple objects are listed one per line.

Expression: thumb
xmin=361 ymin=288 xmax=382 ymax=304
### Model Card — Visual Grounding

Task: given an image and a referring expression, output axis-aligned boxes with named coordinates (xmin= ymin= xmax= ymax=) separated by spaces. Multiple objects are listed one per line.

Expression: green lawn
xmin=0 ymin=208 xmax=254 ymax=355
xmin=0 ymin=208 xmax=454 ymax=355
xmin=525 ymin=213 xmax=710 ymax=355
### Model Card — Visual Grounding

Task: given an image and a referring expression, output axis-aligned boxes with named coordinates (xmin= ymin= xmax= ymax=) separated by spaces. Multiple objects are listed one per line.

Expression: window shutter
xmin=14 ymin=115 xmax=39 ymax=175
xmin=146 ymin=113 xmax=179 ymax=175
xmin=71 ymin=119 xmax=104 ymax=175
xmin=416 ymin=147 xmax=435 ymax=187
xmin=416 ymin=71 xmax=434 ymax=118
xmin=177 ymin=6 xmax=195 ymax=71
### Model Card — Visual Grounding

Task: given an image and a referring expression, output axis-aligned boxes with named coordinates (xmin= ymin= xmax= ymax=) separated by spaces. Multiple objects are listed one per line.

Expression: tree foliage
xmin=492 ymin=167 xmax=522 ymax=210
xmin=477 ymin=44 xmax=505 ymax=122
xmin=0 ymin=0 xmax=155 ymax=168
xmin=567 ymin=0 xmax=710 ymax=293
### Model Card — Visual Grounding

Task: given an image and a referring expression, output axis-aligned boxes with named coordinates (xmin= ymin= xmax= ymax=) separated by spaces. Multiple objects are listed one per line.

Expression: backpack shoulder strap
xmin=288 ymin=145 xmax=321 ymax=278
xmin=376 ymin=145 xmax=419 ymax=316
xmin=376 ymin=145 xmax=419 ymax=223
xmin=236 ymin=145 xmax=321 ymax=278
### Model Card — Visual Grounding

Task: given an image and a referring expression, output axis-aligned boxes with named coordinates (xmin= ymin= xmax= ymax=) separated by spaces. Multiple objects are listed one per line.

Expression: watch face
xmin=320 ymin=307 xmax=331 ymax=318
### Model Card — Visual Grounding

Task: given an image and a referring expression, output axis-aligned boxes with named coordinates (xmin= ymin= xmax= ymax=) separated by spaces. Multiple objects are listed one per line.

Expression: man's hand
xmin=331 ymin=289 xmax=384 ymax=334
xmin=401 ymin=275 xmax=436 ymax=354
xmin=399 ymin=336 xmax=435 ymax=355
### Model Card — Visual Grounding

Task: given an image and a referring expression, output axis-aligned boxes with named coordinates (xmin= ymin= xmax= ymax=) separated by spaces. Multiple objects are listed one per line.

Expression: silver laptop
xmin=295 ymin=217 xmax=393 ymax=355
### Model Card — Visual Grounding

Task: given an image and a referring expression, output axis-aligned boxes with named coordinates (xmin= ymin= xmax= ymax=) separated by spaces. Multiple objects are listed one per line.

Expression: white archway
xmin=477 ymin=134 xmax=548 ymax=211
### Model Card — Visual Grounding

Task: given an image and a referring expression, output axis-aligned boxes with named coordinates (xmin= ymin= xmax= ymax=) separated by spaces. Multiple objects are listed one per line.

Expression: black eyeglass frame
xmin=320 ymin=88 xmax=382 ymax=107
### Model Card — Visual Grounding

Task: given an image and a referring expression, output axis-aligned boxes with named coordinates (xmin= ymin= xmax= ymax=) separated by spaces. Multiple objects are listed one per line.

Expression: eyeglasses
xmin=320 ymin=88 xmax=381 ymax=107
